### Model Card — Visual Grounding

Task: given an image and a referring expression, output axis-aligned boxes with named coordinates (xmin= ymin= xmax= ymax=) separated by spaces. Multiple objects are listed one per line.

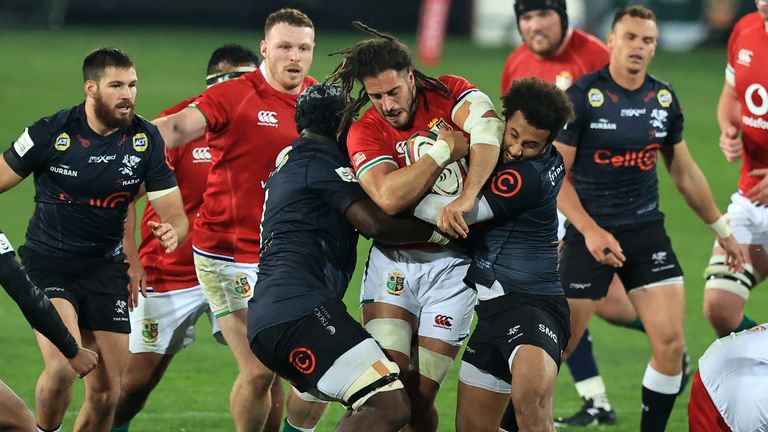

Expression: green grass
xmin=0 ymin=27 xmax=764 ymax=431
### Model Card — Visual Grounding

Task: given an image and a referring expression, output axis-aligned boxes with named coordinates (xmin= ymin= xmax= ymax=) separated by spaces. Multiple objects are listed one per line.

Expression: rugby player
xmin=554 ymin=6 xmax=744 ymax=431
xmin=702 ymin=0 xmax=768 ymax=337
xmin=413 ymin=77 xmax=574 ymax=432
xmin=0 ymin=47 xmax=187 ymax=432
xmin=0 ymin=229 xmax=98 ymax=431
xmin=329 ymin=23 xmax=504 ymax=431
xmin=501 ymin=0 xmax=626 ymax=425
xmin=248 ymin=83 xmax=453 ymax=432
xmin=112 ymin=44 xmax=260 ymax=432
xmin=152 ymin=9 xmax=317 ymax=431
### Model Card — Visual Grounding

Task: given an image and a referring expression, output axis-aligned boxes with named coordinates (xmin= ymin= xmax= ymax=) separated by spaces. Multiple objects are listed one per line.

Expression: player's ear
xmin=84 ymin=79 xmax=98 ymax=98
xmin=260 ymin=39 xmax=268 ymax=58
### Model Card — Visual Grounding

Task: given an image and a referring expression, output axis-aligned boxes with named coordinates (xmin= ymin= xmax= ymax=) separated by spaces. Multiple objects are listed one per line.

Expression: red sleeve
xmin=190 ymin=80 xmax=248 ymax=134
xmin=500 ymin=52 xmax=516 ymax=95
xmin=439 ymin=75 xmax=477 ymax=103
xmin=346 ymin=113 xmax=399 ymax=177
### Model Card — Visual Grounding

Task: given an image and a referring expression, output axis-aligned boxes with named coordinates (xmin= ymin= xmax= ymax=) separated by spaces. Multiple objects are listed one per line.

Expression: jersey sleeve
xmin=189 ymin=80 xmax=242 ymax=134
xmin=143 ymin=127 xmax=178 ymax=192
xmin=665 ymin=87 xmax=685 ymax=146
xmin=3 ymin=120 xmax=54 ymax=178
xmin=556 ymin=85 xmax=588 ymax=146
xmin=441 ymin=75 xmax=478 ymax=112
xmin=346 ymin=117 xmax=399 ymax=178
xmin=307 ymin=151 xmax=369 ymax=215
xmin=480 ymin=163 xmax=543 ymax=220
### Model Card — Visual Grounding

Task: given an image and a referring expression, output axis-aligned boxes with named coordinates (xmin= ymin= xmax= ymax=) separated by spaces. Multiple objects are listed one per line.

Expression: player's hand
xmin=716 ymin=234 xmax=745 ymax=273
xmin=68 ymin=346 xmax=99 ymax=378
xmin=125 ymin=253 xmax=147 ymax=311
xmin=437 ymin=129 xmax=469 ymax=161
xmin=582 ymin=225 xmax=625 ymax=268
xmin=719 ymin=126 xmax=742 ymax=162
xmin=746 ymin=169 xmax=768 ymax=206
xmin=437 ymin=194 xmax=474 ymax=238
xmin=148 ymin=220 xmax=179 ymax=253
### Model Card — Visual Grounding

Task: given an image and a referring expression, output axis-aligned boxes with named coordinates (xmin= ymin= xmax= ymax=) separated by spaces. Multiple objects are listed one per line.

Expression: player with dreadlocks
xmin=327 ymin=22 xmax=504 ymax=432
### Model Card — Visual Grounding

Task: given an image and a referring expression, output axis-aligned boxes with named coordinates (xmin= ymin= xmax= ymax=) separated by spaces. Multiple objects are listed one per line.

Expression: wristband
xmin=428 ymin=230 xmax=451 ymax=245
xmin=709 ymin=215 xmax=732 ymax=239
xmin=426 ymin=139 xmax=451 ymax=169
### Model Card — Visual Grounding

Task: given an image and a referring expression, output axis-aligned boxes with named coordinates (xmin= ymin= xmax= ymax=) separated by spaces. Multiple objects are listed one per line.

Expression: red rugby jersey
xmin=190 ymin=65 xmax=317 ymax=262
xmin=139 ymin=97 xmax=210 ymax=292
xmin=500 ymin=29 xmax=609 ymax=93
xmin=727 ymin=17 xmax=768 ymax=194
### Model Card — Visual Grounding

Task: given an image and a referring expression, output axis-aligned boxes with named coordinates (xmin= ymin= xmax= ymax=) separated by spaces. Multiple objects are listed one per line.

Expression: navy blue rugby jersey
xmin=556 ymin=66 xmax=684 ymax=227
xmin=3 ymin=104 xmax=176 ymax=259
xmin=465 ymin=146 xmax=565 ymax=300
xmin=247 ymin=136 xmax=368 ymax=337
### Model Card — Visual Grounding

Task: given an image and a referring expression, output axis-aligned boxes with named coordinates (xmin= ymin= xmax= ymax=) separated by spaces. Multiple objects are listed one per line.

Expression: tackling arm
xmin=358 ymin=161 xmax=444 ymax=216
xmin=152 ymin=107 xmax=207 ymax=150
xmin=345 ymin=198 xmax=447 ymax=245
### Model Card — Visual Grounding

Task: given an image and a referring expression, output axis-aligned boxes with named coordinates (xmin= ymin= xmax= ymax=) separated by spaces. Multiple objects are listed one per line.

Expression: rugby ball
xmin=404 ymin=130 xmax=468 ymax=197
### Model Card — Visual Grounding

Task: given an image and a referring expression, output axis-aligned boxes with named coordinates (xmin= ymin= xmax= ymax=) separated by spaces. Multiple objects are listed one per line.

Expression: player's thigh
xmin=217 ymin=308 xmax=271 ymax=374
xmin=564 ymin=297 xmax=599 ymax=356
xmin=0 ymin=380 xmax=35 ymax=431
xmin=194 ymin=253 xmax=257 ymax=318
xmin=359 ymin=244 xmax=424 ymax=320
xmin=82 ymin=330 xmax=129 ymax=395
xmin=455 ymin=380 xmax=508 ymax=432
xmin=628 ymin=282 xmax=685 ymax=347
xmin=595 ymin=275 xmax=637 ymax=324
xmin=34 ymin=297 xmax=82 ymax=368
xmin=560 ymin=226 xmax=616 ymax=300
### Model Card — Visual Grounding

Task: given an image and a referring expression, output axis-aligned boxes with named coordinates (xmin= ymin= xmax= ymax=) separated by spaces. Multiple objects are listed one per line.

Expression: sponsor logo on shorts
xmin=507 ymin=325 xmax=524 ymax=343
xmin=465 ymin=346 xmax=476 ymax=354
xmin=233 ymin=273 xmax=251 ymax=297
xmin=434 ymin=315 xmax=453 ymax=329
xmin=44 ymin=287 xmax=65 ymax=293
xmin=132 ymin=133 xmax=148 ymax=152
xmin=569 ymin=282 xmax=591 ymax=290
xmin=313 ymin=306 xmax=336 ymax=336
xmin=142 ymin=319 xmax=159 ymax=345
xmin=651 ymin=251 xmax=675 ymax=272
xmin=538 ymin=323 xmax=558 ymax=343
xmin=289 ymin=347 xmax=316 ymax=374
xmin=54 ymin=132 xmax=70 ymax=151
xmin=115 ymin=299 xmax=127 ymax=315
xmin=386 ymin=271 xmax=405 ymax=296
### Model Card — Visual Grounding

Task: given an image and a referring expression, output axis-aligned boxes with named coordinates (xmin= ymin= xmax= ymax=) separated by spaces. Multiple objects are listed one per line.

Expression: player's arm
xmin=555 ymin=142 xmax=625 ymax=267
xmin=717 ymin=78 xmax=742 ymax=162
xmin=152 ymin=107 xmax=207 ymax=150
xmin=440 ymin=90 xmax=504 ymax=233
xmin=123 ymin=186 xmax=148 ymax=310
xmin=0 ymin=232 xmax=99 ymax=376
xmin=413 ymin=194 xmax=494 ymax=233
xmin=345 ymin=198 xmax=448 ymax=245
xmin=0 ymin=155 xmax=24 ymax=194
xmin=146 ymin=187 xmax=188 ymax=253
xmin=358 ymin=131 xmax=468 ymax=215
xmin=660 ymin=140 xmax=744 ymax=271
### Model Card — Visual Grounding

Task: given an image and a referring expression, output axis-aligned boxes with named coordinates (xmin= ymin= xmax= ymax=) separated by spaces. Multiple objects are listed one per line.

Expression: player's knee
xmin=85 ymin=385 xmax=122 ymax=411
xmin=43 ymin=362 xmax=78 ymax=387
xmin=360 ymin=388 xmax=411 ymax=430
xmin=702 ymin=300 xmax=742 ymax=333
xmin=652 ymin=334 xmax=685 ymax=362
xmin=513 ymin=395 xmax=550 ymax=432
xmin=240 ymin=368 xmax=275 ymax=395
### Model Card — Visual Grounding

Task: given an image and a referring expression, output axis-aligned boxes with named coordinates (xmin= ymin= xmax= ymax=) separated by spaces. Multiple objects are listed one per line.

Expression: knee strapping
xmin=364 ymin=318 xmax=412 ymax=356
xmin=410 ymin=346 xmax=454 ymax=385
xmin=704 ymin=257 xmax=756 ymax=300
xmin=342 ymin=359 xmax=402 ymax=411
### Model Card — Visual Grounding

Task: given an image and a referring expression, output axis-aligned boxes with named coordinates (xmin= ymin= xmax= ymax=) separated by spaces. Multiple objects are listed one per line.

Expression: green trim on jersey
xmin=356 ymin=156 xmax=398 ymax=178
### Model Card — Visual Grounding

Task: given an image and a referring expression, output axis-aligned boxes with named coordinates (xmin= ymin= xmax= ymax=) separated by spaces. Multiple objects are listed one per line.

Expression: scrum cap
xmin=514 ymin=0 xmax=568 ymax=41
xmin=295 ymin=84 xmax=348 ymax=137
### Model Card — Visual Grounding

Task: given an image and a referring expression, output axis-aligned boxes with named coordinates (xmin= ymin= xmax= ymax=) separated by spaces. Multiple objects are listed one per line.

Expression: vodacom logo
xmin=745 ymin=84 xmax=768 ymax=116
xmin=594 ymin=143 xmax=660 ymax=171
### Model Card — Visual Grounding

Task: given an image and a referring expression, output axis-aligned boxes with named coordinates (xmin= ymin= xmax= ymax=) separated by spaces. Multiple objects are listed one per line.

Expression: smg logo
xmin=257 ymin=110 xmax=278 ymax=127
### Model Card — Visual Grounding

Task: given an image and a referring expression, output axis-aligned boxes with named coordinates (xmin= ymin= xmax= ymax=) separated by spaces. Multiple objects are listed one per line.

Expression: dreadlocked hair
xmin=328 ymin=21 xmax=452 ymax=135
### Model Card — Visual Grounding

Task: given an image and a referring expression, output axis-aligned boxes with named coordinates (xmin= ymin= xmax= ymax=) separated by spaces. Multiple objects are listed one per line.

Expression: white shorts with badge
xmin=193 ymin=251 xmax=258 ymax=318
xmin=128 ymin=285 xmax=224 ymax=355
xmin=725 ymin=192 xmax=768 ymax=247
xmin=360 ymin=244 xmax=476 ymax=345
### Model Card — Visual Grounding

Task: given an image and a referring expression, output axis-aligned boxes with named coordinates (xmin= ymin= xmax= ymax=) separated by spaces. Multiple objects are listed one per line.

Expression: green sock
xmin=111 ymin=424 xmax=130 ymax=432
xmin=734 ymin=314 xmax=758 ymax=332
xmin=619 ymin=317 xmax=645 ymax=333
xmin=283 ymin=418 xmax=314 ymax=432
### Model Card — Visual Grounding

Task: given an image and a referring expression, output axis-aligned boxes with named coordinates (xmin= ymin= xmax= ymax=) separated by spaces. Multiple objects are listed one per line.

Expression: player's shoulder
xmin=30 ymin=104 xmax=81 ymax=136
xmin=156 ymin=96 xmax=199 ymax=119
xmin=571 ymin=67 xmax=605 ymax=92
xmin=645 ymin=73 xmax=676 ymax=93
xmin=349 ymin=107 xmax=387 ymax=135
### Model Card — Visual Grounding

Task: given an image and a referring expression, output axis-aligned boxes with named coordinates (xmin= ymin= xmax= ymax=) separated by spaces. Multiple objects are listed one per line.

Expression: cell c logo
xmin=289 ymin=347 xmax=316 ymax=374
xmin=258 ymin=111 xmax=278 ymax=124
xmin=491 ymin=169 xmax=522 ymax=197
xmin=745 ymin=84 xmax=768 ymax=116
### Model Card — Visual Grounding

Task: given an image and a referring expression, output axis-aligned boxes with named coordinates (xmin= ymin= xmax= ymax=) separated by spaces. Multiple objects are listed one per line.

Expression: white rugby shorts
xmin=193 ymin=251 xmax=259 ymax=318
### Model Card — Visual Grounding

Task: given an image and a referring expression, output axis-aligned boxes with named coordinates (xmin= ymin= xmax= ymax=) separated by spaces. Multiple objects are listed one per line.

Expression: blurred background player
xmin=554 ymin=6 xmax=744 ymax=431
xmin=702 ymin=0 xmax=768 ymax=338
xmin=414 ymin=78 xmax=574 ymax=432
xmin=330 ymin=23 xmax=503 ymax=432
xmin=500 ymin=0 xmax=630 ymax=426
xmin=0 ymin=228 xmax=99 ymax=432
xmin=0 ymin=47 xmax=187 ymax=432
xmin=687 ymin=323 xmax=768 ymax=431
xmin=152 ymin=8 xmax=317 ymax=431
xmin=112 ymin=43 xmax=260 ymax=432
xmin=249 ymin=83 xmax=454 ymax=432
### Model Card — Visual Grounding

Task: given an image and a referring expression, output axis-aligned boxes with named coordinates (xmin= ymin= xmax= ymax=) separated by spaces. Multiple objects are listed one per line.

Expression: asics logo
xmin=258 ymin=111 xmax=278 ymax=125
xmin=192 ymin=146 xmax=211 ymax=163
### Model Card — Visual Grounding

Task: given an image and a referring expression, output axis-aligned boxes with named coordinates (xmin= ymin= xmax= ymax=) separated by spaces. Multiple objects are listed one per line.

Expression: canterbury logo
xmin=434 ymin=315 xmax=453 ymax=328
xmin=258 ymin=111 xmax=278 ymax=125
xmin=192 ymin=147 xmax=211 ymax=162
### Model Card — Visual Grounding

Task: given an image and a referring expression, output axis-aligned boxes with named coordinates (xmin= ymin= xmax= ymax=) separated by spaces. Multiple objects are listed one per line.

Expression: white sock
xmin=642 ymin=363 xmax=681 ymax=395
xmin=574 ymin=375 xmax=612 ymax=410
xmin=37 ymin=426 xmax=61 ymax=432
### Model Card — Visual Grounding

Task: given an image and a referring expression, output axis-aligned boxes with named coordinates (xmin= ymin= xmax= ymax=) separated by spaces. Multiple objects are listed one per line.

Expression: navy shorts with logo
xmin=560 ymin=219 xmax=684 ymax=299
xmin=19 ymin=246 xmax=131 ymax=333
xmin=249 ymin=298 xmax=371 ymax=394
xmin=462 ymin=292 xmax=570 ymax=383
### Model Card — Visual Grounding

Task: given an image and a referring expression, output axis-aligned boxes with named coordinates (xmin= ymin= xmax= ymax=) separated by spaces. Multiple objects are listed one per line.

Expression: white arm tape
xmin=413 ymin=194 xmax=495 ymax=225
xmin=725 ymin=64 xmax=735 ymax=88
xmin=709 ymin=215 xmax=732 ymax=239
xmin=147 ymin=186 xmax=179 ymax=201
xmin=426 ymin=139 xmax=451 ymax=169
xmin=453 ymin=90 xmax=503 ymax=148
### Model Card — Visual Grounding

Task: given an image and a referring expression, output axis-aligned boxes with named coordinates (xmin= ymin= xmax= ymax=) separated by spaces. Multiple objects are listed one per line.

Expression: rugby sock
xmin=640 ymin=364 xmax=680 ymax=432
xmin=111 ymin=423 xmax=130 ymax=432
xmin=282 ymin=418 xmax=315 ymax=432
xmin=620 ymin=317 xmax=645 ymax=333
xmin=37 ymin=425 xmax=61 ymax=432
xmin=574 ymin=376 xmax=612 ymax=411
xmin=499 ymin=401 xmax=519 ymax=431
xmin=734 ymin=314 xmax=758 ymax=332
xmin=566 ymin=330 xmax=599 ymax=382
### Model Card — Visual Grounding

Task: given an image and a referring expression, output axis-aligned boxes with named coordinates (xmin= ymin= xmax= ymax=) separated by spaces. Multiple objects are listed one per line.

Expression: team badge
xmin=555 ymin=71 xmax=573 ymax=90
xmin=132 ymin=133 xmax=148 ymax=152
xmin=427 ymin=118 xmax=450 ymax=133
xmin=587 ymin=89 xmax=604 ymax=107
xmin=657 ymin=89 xmax=672 ymax=108
xmin=54 ymin=132 xmax=70 ymax=151
xmin=386 ymin=271 xmax=405 ymax=296
xmin=142 ymin=319 xmax=159 ymax=345
xmin=234 ymin=273 xmax=252 ymax=297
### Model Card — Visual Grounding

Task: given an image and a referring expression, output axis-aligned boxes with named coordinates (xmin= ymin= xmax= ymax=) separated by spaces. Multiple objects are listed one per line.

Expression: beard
xmin=93 ymin=93 xmax=134 ymax=130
